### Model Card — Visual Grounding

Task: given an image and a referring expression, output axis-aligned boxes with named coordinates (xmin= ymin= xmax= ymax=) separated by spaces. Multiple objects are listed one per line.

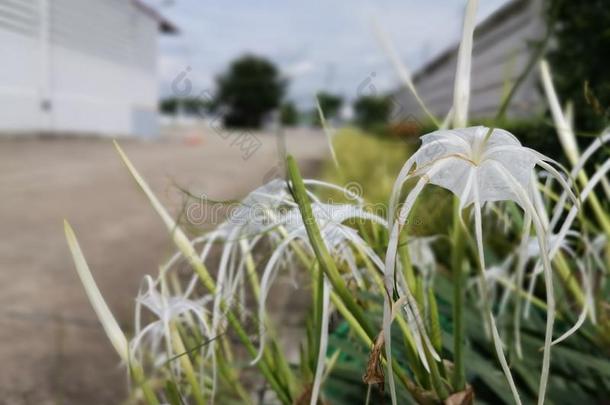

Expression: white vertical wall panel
xmin=0 ymin=0 xmax=40 ymax=131
xmin=0 ymin=0 xmax=161 ymax=137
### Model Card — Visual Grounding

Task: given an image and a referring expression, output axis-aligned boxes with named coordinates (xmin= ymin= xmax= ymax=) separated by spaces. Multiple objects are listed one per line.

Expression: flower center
xmin=471 ymin=127 xmax=494 ymax=165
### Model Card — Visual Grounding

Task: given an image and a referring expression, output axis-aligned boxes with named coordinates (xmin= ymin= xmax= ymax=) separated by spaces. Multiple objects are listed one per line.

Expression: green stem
xmin=186 ymin=254 xmax=293 ymax=404
xmin=130 ymin=364 xmax=161 ymax=405
xmin=240 ymin=239 xmax=261 ymax=299
xmin=218 ymin=356 xmax=253 ymax=404
xmin=286 ymin=155 xmax=426 ymax=401
xmin=286 ymin=155 xmax=375 ymax=338
xmin=451 ymin=198 xmax=466 ymax=391
xmin=398 ymin=232 xmax=416 ymax=292
xmin=227 ymin=311 xmax=292 ymax=403
xmin=357 ymin=244 xmax=428 ymax=383
xmin=426 ymin=349 xmax=449 ymax=401
xmin=170 ymin=324 xmax=206 ymax=405
xmin=312 ymin=261 xmax=324 ymax=368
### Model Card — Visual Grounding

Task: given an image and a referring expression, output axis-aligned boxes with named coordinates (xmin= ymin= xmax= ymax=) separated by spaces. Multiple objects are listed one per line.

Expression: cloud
xmin=159 ymin=54 xmax=214 ymax=98
xmin=285 ymin=60 xmax=316 ymax=78
xmin=154 ymin=0 xmax=510 ymax=105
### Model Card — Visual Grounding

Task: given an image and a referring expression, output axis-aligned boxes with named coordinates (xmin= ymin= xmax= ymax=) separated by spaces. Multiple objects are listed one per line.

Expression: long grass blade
xmin=316 ymin=98 xmax=340 ymax=169
xmin=114 ymin=141 xmax=293 ymax=404
xmin=372 ymin=20 xmax=440 ymax=127
xmin=64 ymin=220 xmax=129 ymax=362
xmin=539 ymin=60 xmax=579 ymax=165
xmin=452 ymin=0 xmax=479 ymax=128
xmin=64 ymin=221 xmax=160 ymax=405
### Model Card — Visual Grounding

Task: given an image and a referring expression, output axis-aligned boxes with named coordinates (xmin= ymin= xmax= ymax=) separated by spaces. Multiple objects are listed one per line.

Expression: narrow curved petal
xmin=491 ymin=161 xmax=555 ymax=405
xmin=252 ymin=233 xmax=299 ymax=365
xmin=551 ymin=262 xmax=590 ymax=346
xmin=514 ymin=213 xmax=532 ymax=358
xmin=471 ymin=179 xmax=522 ymax=405
xmin=550 ymin=159 xmax=610 ymax=260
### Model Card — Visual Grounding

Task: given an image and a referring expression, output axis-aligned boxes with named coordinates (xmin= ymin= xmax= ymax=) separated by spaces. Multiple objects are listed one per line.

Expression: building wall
xmin=393 ymin=0 xmax=546 ymax=124
xmin=0 ymin=0 xmax=159 ymax=137
xmin=0 ymin=0 xmax=41 ymax=132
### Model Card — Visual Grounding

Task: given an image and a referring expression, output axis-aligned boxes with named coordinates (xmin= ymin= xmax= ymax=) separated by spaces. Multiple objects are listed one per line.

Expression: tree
xmin=215 ymin=54 xmax=286 ymax=128
xmin=547 ymin=0 xmax=610 ymax=132
xmin=160 ymin=97 xmax=209 ymax=116
xmin=353 ymin=95 xmax=392 ymax=129
xmin=280 ymin=102 xmax=299 ymax=126
xmin=315 ymin=92 xmax=343 ymax=124
xmin=160 ymin=98 xmax=179 ymax=115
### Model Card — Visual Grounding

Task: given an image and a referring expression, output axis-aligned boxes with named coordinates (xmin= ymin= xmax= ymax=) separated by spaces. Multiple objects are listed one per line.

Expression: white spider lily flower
xmin=386 ymin=126 xmax=578 ymax=405
xmin=194 ymin=179 xmax=366 ymax=342
xmin=156 ymin=177 xmax=369 ymax=368
xmin=159 ymin=176 xmax=374 ymax=403
xmin=210 ymin=178 xmax=364 ymax=243
xmin=218 ymin=178 xmax=295 ymax=237
xmin=253 ymin=202 xmax=387 ymax=365
xmin=132 ymin=275 xmax=216 ymax=402
xmin=131 ymin=276 xmax=213 ymax=368
xmin=251 ymin=201 xmax=388 ymax=405
xmin=282 ymin=203 xmax=385 ymax=250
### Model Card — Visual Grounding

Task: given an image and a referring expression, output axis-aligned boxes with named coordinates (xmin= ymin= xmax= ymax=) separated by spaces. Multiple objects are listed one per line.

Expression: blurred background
xmin=0 ymin=0 xmax=608 ymax=403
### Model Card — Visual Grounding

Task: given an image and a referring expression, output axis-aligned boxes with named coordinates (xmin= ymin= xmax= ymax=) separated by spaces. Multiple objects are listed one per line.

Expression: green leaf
xmin=164 ymin=380 xmax=185 ymax=405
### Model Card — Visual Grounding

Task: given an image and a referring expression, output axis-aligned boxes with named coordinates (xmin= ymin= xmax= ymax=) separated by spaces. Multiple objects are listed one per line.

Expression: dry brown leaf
xmin=444 ymin=385 xmax=474 ymax=405
xmin=363 ymin=333 xmax=386 ymax=389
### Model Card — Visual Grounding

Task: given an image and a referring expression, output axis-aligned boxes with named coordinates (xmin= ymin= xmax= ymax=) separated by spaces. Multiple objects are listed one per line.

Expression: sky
xmin=150 ymin=0 xmax=510 ymax=109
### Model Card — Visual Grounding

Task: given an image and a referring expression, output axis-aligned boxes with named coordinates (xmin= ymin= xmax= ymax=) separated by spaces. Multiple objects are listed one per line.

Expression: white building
xmin=0 ymin=0 xmax=176 ymax=138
